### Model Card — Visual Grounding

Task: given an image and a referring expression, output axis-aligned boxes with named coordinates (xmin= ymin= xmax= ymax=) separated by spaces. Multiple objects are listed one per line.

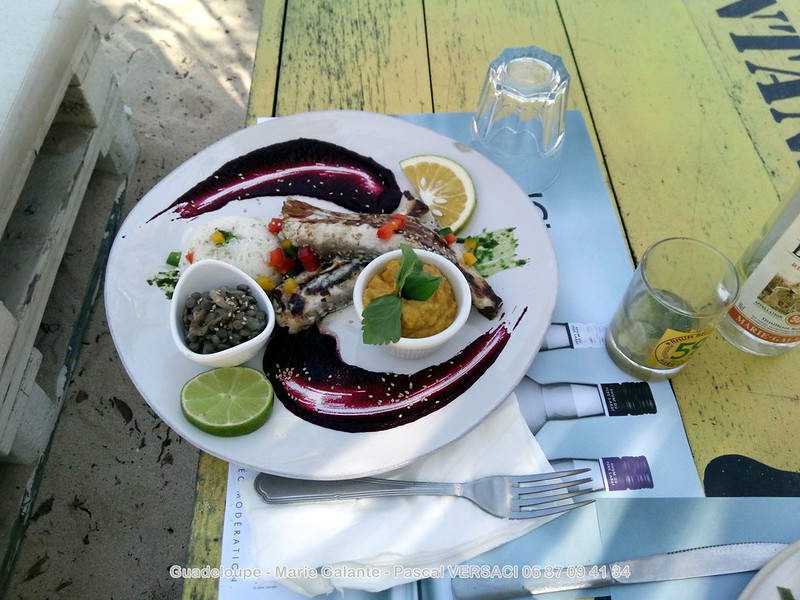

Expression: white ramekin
xmin=170 ymin=259 xmax=275 ymax=367
xmin=353 ymin=249 xmax=471 ymax=359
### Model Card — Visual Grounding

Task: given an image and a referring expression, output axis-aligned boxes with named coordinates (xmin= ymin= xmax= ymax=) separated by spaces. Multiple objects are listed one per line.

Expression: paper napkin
xmin=241 ymin=394 xmax=555 ymax=596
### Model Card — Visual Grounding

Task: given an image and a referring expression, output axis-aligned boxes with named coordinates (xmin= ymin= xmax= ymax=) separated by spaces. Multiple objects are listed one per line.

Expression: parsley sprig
xmin=778 ymin=587 xmax=796 ymax=600
xmin=361 ymin=244 xmax=441 ymax=345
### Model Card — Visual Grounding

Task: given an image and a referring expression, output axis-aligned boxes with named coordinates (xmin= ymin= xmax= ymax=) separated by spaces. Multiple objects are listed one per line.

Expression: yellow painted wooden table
xmin=183 ymin=1 xmax=800 ymax=597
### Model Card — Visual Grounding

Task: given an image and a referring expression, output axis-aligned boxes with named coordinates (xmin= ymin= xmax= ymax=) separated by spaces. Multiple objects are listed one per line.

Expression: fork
xmin=254 ymin=469 xmax=594 ymax=519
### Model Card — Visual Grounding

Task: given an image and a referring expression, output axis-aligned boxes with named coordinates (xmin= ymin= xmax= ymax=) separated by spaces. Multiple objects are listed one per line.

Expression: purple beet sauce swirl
xmin=263 ymin=324 xmax=510 ymax=432
xmin=149 ymin=137 xmax=402 ymax=221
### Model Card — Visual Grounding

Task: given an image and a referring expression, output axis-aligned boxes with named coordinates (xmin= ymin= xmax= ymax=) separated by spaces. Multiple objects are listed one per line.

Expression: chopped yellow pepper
xmin=284 ymin=277 xmax=299 ymax=294
xmin=280 ymin=239 xmax=294 ymax=251
xmin=210 ymin=230 xmax=225 ymax=245
xmin=463 ymin=237 xmax=478 ymax=252
xmin=256 ymin=276 xmax=276 ymax=292
xmin=462 ymin=251 xmax=478 ymax=267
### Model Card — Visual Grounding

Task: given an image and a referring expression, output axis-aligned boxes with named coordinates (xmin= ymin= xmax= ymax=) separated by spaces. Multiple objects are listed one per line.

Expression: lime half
xmin=400 ymin=154 xmax=477 ymax=232
xmin=180 ymin=367 xmax=274 ymax=437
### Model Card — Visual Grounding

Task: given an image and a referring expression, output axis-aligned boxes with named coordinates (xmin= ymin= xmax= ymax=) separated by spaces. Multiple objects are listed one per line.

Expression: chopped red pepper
xmin=377 ymin=221 xmax=397 ymax=240
xmin=437 ymin=226 xmax=457 ymax=245
xmin=390 ymin=213 xmax=408 ymax=230
xmin=269 ymin=247 xmax=296 ymax=273
xmin=186 ymin=251 xmax=195 ymax=264
xmin=296 ymin=246 xmax=321 ymax=272
xmin=268 ymin=217 xmax=283 ymax=234
xmin=376 ymin=213 xmax=410 ymax=240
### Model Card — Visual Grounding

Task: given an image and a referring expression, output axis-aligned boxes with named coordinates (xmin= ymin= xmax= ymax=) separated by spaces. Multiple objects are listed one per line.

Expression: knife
xmin=450 ymin=542 xmax=788 ymax=599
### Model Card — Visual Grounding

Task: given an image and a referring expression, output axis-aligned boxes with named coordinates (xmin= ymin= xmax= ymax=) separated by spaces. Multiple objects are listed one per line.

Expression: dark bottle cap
xmin=602 ymin=455 xmax=654 ymax=491
xmin=601 ymin=382 xmax=657 ymax=416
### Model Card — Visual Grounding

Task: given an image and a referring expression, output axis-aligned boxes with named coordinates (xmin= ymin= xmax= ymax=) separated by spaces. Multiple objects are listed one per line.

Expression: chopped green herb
xmin=778 ymin=587 xmax=796 ymax=600
xmin=465 ymin=227 xmax=529 ymax=277
xmin=147 ymin=269 xmax=180 ymax=299
xmin=165 ymin=251 xmax=181 ymax=267
xmin=361 ymin=243 xmax=441 ymax=345
xmin=282 ymin=244 xmax=298 ymax=260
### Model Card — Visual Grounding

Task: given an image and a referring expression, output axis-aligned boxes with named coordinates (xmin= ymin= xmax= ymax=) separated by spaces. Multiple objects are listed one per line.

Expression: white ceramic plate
xmin=105 ymin=110 xmax=557 ymax=479
xmin=739 ymin=539 xmax=800 ymax=600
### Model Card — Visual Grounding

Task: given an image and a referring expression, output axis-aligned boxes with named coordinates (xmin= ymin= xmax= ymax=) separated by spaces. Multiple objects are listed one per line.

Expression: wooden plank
xmin=56 ymin=28 xmax=113 ymax=128
xmin=561 ymin=0 xmax=774 ymax=261
xmin=7 ymin=382 xmax=54 ymax=464
xmin=560 ymin=0 xmax=800 ymax=480
xmin=685 ymin=0 xmax=800 ymax=193
xmin=678 ymin=0 xmax=800 ymax=479
xmin=1 ymin=350 xmax=46 ymax=462
xmin=0 ymin=303 xmax=16 ymax=375
xmin=0 ymin=122 xmax=94 ymax=315
xmin=0 ymin=124 xmax=94 ymax=449
xmin=423 ymin=0 xmax=615 ymax=220
xmin=53 ymin=170 xmax=131 ymax=401
xmin=246 ymin=0 xmax=286 ymax=124
xmin=274 ymin=0 xmax=430 ymax=115
xmin=0 ymin=45 xmax=132 ymax=446
xmin=425 ymin=0 xmax=588 ymax=115
xmin=0 ymin=0 xmax=93 ymax=237
xmin=183 ymin=453 xmax=228 ymax=600
xmin=68 ymin=18 xmax=102 ymax=85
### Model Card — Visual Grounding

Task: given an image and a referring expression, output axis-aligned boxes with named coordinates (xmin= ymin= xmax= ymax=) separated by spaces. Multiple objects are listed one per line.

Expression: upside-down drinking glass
xmin=472 ymin=46 xmax=570 ymax=191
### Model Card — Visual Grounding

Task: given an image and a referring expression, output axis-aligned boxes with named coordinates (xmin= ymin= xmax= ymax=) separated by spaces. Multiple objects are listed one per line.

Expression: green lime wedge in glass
xmin=180 ymin=367 xmax=274 ymax=437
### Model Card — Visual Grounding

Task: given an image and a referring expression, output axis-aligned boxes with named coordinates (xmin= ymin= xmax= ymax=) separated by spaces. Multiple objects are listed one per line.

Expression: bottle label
xmin=601 ymin=456 xmax=654 ymax=491
xmin=644 ymin=327 xmax=713 ymax=369
xmin=567 ymin=322 xmax=607 ymax=349
xmin=601 ymin=382 xmax=657 ymax=416
xmin=729 ymin=219 xmax=800 ymax=343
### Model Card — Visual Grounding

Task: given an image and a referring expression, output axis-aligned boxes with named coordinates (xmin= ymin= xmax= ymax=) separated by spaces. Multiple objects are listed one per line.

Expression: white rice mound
xmin=181 ymin=215 xmax=281 ymax=281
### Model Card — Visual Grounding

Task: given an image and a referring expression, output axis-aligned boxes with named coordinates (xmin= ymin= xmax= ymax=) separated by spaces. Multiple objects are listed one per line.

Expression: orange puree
xmin=362 ymin=259 xmax=458 ymax=338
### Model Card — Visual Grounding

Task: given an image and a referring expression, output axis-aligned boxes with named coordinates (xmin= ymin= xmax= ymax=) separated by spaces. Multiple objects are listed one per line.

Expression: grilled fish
xmin=270 ymin=257 xmax=369 ymax=333
xmin=280 ymin=198 xmax=503 ymax=318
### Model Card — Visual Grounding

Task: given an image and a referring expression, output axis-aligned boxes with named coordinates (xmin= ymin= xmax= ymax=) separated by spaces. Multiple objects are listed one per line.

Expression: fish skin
xmin=280 ymin=198 xmax=503 ymax=319
xmin=148 ymin=138 xmax=403 ymax=221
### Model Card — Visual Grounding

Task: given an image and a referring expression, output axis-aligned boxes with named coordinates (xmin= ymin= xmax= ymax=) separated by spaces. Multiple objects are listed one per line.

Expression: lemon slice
xmin=180 ymin=367 xmax=274 ymax=437
xmin=400 ymin=154 xmax=477 ymax=232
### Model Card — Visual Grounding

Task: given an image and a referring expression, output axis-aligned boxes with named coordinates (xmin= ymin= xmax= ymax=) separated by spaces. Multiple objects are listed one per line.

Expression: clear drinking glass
xmin=605 ymin=237 xmax=740 ymax=381
xmin=471 ymin=46 xmax=570 ymax=191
